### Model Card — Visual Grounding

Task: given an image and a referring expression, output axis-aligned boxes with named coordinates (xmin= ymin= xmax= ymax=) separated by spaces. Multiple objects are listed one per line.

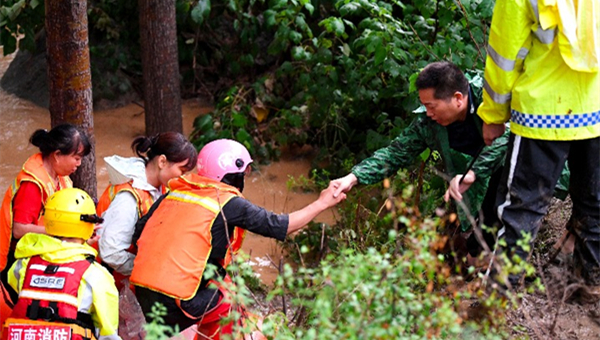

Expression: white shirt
xmin=98 ymin=156 xmax=161 ymax=276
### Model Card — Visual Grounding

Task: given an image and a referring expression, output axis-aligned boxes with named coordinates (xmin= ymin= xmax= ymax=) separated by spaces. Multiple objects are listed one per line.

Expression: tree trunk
xmin=138 ymin=0 xmax=183 ymax=135
xmin=45 ymin=0 xmax=97 ymax=200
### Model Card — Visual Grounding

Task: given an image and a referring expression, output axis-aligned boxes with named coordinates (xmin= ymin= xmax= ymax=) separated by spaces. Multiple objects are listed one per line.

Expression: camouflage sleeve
xmin=351 ymin=116 xmax=431 ymax=185
xmin=470 ymin=123 xmax=510 ymax=180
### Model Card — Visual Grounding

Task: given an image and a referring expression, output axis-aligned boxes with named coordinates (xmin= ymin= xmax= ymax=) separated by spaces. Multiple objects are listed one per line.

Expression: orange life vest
xmin=130 ymin=173 xmax=246 ymax=300
xmin=96 ymin=182 xmax=156 ymax=220
xmin=0 ymin=153 xmax=72 ymax=271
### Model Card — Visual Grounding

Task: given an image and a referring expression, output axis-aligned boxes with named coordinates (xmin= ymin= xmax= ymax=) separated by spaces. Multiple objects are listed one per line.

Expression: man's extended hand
xmin=482 ymin=122 xmax=505 ymax=146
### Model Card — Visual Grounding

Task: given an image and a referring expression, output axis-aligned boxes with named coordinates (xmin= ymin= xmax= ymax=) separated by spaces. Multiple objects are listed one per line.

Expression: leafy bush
xmin=190 ymin=0 xmax=494 ymax=176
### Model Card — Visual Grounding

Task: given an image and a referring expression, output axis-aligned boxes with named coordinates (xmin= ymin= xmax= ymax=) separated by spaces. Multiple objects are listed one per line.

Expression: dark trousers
xmin=135 ymin=285 xmax=221 ymax=330
xmin=496 ymin=134 xmax=600 ymax=284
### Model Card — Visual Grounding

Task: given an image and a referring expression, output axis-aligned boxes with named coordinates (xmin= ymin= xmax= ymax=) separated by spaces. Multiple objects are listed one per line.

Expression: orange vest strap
xmin=97 ymin=183 xmax=155 ymax=218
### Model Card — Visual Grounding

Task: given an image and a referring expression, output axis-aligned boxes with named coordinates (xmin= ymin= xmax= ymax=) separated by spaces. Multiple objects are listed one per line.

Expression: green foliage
xmin=189 ymin=0 xmax=493 ymax=174
xmin=144 ymin=303 xmax=180 ymax=340
xmin=0 ymin=0 xmax=44 ymax=55
xmin=143 ymin=173 xmax=537 ymax=340
xmin=263 ymin=183 xmax=521 ymax=339
xmin=2 ymin=0 xmax=492 ymax=172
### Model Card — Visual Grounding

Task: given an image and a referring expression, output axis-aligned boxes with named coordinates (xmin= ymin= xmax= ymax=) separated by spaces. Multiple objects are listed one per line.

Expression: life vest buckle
xmin=27 ymin=304 xmax=57 ymax=321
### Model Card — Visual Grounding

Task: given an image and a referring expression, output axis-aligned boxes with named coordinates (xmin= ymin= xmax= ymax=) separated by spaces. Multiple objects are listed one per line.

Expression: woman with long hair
xmin=96 ymin=132 xmax=197 ymax=281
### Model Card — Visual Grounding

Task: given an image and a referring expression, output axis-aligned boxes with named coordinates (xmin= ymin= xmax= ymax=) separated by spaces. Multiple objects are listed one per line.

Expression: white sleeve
xmin=98 ymin=192 xmax=139 ymax=276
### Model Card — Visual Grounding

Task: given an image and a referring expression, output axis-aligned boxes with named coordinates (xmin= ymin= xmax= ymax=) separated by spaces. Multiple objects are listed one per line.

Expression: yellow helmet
xmin=43 ymin=188 xmax=103 ymax=240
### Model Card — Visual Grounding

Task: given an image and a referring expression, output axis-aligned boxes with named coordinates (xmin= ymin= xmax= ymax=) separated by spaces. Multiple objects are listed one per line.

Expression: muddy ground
xmin=504 ymin=198 xmax=600 ymax=340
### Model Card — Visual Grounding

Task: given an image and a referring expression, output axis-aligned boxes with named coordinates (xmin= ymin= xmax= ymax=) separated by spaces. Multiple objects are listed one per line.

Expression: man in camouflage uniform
xmin=332 ymin=61 xmax=568 ymax=257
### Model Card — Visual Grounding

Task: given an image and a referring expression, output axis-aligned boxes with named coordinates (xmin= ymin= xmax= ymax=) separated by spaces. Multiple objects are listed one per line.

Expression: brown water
xmin=0 ymin=48 xmax=336 ymax=286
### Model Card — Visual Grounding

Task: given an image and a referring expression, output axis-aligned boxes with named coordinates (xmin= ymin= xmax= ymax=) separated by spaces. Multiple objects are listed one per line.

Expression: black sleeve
xmin=220 ymin=197 xmax=289 ymax=240
xmin=209 ymin=197 xmax=290 ymax=261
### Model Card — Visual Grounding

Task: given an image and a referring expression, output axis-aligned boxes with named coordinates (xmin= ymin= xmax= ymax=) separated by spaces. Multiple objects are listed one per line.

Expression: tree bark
xmin=138 ymin=0 xmax=183 ymax=135
xmin=45 ymin=0 xmax=97 ymax=200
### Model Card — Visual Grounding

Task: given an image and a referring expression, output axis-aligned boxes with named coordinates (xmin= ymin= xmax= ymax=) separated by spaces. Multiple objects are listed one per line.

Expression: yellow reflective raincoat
xmin=478 ymin=0 xmax=600 ymax=141
xmin=7 ymin=233 xmax=120 ymax=340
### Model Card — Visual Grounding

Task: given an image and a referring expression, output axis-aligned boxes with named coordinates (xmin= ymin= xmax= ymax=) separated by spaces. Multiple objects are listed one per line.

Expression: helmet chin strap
xmin=221 ymin=172 xmax=245 ymax=193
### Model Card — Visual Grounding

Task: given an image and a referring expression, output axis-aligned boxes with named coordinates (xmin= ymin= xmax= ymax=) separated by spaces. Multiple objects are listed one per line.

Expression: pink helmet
xmin=197 ymin=139 xmax=253 ymax=181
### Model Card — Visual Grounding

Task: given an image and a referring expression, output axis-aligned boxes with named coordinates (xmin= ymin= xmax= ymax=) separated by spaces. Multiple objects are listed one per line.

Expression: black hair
xmin=131 ymin=132 xmax=198 ymax=172
xmin=415 ymin=61 xmax=469 ymax=100
xmin=30 ymin=124 xmax=92 ymax=158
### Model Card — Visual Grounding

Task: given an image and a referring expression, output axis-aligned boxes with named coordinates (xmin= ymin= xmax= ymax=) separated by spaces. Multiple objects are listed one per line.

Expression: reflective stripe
xmin=12 ymin=259 xmax=24 ymax=286
xmin=11 ymin=179 xmax=18 ymax=195
xmin=29 ymin=264 xmax=75 ymax=274
xmin=487 ymin=46 xmax=529 ymax=71
xmin=109 ymin=186 xmax=117 ymax=200
xmin=530 ymin=0 xmax=541 ymax=22
xmin=530 ymin=0 xmax=556 ymax=44
xmin=483 ymin=78 xmax=512 ymax=104
xmin=19 ymin=289 xmax=79 ymax=306
xmin=534 ymin=27 xmax=556 ymax=44
xmin=497 ymin=135 xmax=522 ymax=220
xmin=167 ymin=191 xmax=221 ymax=213
xmin=516 ymin=48 xmax=529 ymax=60
xmin=511 ymin=110 xmax=600 ymax=129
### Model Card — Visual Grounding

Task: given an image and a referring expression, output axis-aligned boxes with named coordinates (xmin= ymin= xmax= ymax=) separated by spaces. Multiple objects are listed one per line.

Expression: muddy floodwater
xmin=0 ymin=49 xmax=336 ymax=286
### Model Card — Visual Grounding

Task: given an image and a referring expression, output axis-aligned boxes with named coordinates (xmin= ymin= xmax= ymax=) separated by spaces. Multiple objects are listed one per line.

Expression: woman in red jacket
xmin=0 ymin=124 xmax=91 ymax=322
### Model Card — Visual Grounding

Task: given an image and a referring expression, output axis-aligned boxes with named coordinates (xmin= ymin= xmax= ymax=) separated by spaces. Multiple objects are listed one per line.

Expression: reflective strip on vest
xmin=486 ymin=45 xmax=530 ymax=71
xmin=29 ymin=264 xmax=76 ymax=274
xmin=10 ymin=179 xmax=18 ymax=196
xmin=108 ymin=186 xmax=117 ymax=200
xmin=18 ymin=289 xmax=79 ymax=307
xmin=167 ymin=191 xmax=221 ymax=214
xmin=11 ymin=258 xmax=24 ymax=286
xmin=511 ymin=109 xmax=600 ymax=128
xmin=483 ymin=78 xmax=512 ymax=104
xmin=530 ymin=0 xmax=556 ymax=44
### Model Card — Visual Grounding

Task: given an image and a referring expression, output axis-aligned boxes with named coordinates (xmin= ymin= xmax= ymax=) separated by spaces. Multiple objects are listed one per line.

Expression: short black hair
xmin=415 ymin=61 xmax=469 ymax=100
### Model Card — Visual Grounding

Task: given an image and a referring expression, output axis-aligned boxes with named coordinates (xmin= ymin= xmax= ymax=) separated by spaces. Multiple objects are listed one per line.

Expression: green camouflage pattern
xmin=352 ymin=71 xmax=569 ymax=230
xmin=352 ymin=71 xmax=508 ymax=230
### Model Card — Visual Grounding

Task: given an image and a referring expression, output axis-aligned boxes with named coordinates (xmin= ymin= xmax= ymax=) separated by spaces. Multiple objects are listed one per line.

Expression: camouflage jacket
xmin=352 ymin=72 xmax=569 ymax=230
xmin=352 ymin=72 xmax=507 ymax=230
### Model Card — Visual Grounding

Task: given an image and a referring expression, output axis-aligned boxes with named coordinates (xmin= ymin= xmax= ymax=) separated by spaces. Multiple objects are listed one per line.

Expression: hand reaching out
xmin=87 ymin=225 xmax=102 ymax=246
xmin=319 ymin=181 xmax=347 ymax=208
xmin=331 ymin=173 xmax=358 ymax=198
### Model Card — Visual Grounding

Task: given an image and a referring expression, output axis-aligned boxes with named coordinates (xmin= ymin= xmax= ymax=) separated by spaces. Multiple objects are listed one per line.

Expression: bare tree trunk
xmin=45 ymin=0 xmax=97 ymax=200
xmin=138 ymin=0 xmax=183 ymax=135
